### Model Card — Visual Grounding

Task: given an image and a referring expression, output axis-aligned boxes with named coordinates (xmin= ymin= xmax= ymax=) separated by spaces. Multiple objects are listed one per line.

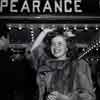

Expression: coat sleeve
xmin=31 ymin=45 xmax=46 ymax=70
xmin=70 ymin=59 xmax=96 ymax=100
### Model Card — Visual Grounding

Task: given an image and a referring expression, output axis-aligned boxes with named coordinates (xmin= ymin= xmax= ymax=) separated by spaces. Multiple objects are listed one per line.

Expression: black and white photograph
xmin=0 ymin=0 xmax=100 ymax=100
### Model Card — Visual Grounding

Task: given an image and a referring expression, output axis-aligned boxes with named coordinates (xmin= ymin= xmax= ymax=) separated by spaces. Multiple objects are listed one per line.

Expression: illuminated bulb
xmin=52 ymin=25 xmax=56 ymax=28
xmin=96 ymin=24 xmax=99 ymax=30
xmin=32 ymin=35 xmax=34 ymax=38
xmin=41 ymin=25 xmax=45 ymax=30
xmin=87 ymin=50 xmax=89 ymax=53
xmin=32 ymin=37 xmax=34 ymax=40
xmin=63 ymin=24 xmax=66 ymax=30
xmin=32 ymin=37 xmax=34 ymax=39
xmin=96 ymin=48 xmax=98 ymax=51
xmin=19 ymin=27 xmax=22 ymax=30
xmin=32 ymin=39 xmax=34 ymax=42
xmin=31 ymin=31 xmax=34 ymax=33
xmin=74 ymin=26 xmax=77 ymax=30
xmin=96 ymin=43 xmax=99 ymax=46
xmin=97 ymin=59 xmax=99 ymax=61
xmin=7 ymin=24 xmax=12 ymax=30
xmin=93 ymin=45 xmax=96 ymax=48
xmin=18 ymin=25 xmax=22 ymax=30
xmin=18 ymin=24 xmax=23 ymax=30
xmin=96 ymin=27 xmax=99 ymax=30
xmin=31 ymin=34 xmax=34 ymax=37
xmin=11 ymin=48 xmax=14 ymax=51
xmin=88 ymin=49 xmax=90 ymax=52
xmin=64 ymin=25 xmax=66 ymax=30
xmin=8 ymin=27 xmax=11 ymax=30
xmin=30 ymin=27 xmax=33 ymax=30
xmin=91 ymin=58 xmax=94 ymax=61
xmin=84 ymin=25 xmax=88 ymax=30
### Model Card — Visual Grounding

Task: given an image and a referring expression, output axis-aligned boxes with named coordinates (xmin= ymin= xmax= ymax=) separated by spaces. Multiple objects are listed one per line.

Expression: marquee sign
xmin=0 ymin=0 xmax=100 ymax=23
xmin=0 ymin=0 xmax=82 ymax=14
xmin=0 ymin=0 xmax=99 ymax=16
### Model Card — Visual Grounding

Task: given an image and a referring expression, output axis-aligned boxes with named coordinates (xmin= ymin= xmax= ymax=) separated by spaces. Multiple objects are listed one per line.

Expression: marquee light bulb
xmin=96 ymin=48 xmax=98 ymax=51
xmin=96 ymin=27 xmax=99 ymax=30
xmin=31 ymin=31 xmax=34 ymax=33
xmin=74 ymin=25 xmax=77 ymax=30
xmin=8 ymin=27 xmax=12 ymax=30
xmin=19 ymin=26 xmax=22 ymax=30
xmin=84 ymin=25 xmax=88 ymax=30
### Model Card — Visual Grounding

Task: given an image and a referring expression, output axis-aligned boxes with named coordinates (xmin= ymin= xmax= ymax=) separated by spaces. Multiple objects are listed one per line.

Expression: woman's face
xmin=50 ymin=35 xmax=68 ymax=59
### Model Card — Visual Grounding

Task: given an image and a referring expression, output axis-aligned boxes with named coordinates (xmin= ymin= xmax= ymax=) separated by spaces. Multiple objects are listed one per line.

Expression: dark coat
xmin=36 ymin=58 xmax=95 ymax=100
xmin=31 ymin=46 xmax=95 ymax=100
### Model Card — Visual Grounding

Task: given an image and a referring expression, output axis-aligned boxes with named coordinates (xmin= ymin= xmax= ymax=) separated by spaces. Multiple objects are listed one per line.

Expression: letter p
xmin=0 ymin=0 xmax=8 ymax=12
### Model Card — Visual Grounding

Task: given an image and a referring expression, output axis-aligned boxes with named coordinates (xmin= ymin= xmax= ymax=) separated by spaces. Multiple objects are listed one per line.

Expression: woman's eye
xmin=58 ymin=42 xmax=62 ymax=46
xmin=40 ymin=72 xmax=46 ymax=75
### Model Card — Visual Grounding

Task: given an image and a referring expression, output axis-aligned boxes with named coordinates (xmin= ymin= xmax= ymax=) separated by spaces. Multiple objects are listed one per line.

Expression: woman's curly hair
xmin=43 ymin=26 xmax=70 ymax=58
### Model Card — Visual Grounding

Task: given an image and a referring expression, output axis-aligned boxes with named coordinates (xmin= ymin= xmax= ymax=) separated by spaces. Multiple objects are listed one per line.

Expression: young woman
xmin=25 ymin=28 xmax=95 ymax=100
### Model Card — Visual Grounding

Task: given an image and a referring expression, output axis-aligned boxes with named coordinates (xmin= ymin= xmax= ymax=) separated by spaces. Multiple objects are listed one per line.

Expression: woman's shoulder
xmin=72 ymin=59 xmax=90 ymax=73
xmin=72 ymin=59 xmax=89 ymax=66
xmin=78 ymin=59 xmax=89 ymax=66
